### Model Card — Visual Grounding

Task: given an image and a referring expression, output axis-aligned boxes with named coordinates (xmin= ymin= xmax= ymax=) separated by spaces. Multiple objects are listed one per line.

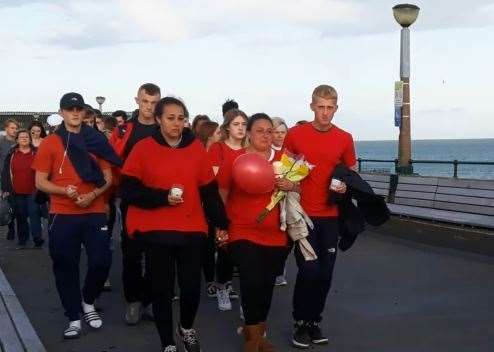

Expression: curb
xmin=0 ymin=266 xmax=46 ymax=352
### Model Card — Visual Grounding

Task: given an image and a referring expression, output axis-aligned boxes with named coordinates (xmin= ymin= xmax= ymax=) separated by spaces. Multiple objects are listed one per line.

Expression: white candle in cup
xmin=330 ymin=178 xmax=343 ymax=191
xmin=170 ymin=185 xmax=184 ymax=198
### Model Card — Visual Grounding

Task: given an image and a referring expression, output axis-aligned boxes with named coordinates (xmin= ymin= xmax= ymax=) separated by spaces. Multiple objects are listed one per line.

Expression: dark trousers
xmin=230 ymin=240 xmax=286 ymax=325
xmin=144 ymin=241 xmax=204 ymax=347
xmin=13 ymin=194 xmax=42 ymax=245
xmin=202 ymin=225 xmax=216 ymax=283
xmin=120 ymin=201 xmax=152 ymax=305
xmin=216 ymin=247 xmax=234 ymax=285
xmin=292 ymin=217 xmax=339 ymax=323
xmin=48 ymin=213 xmax=111 ymax=321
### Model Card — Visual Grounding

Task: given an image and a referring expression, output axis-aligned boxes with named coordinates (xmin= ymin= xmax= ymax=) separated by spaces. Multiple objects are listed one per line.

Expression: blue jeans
xmin=292 ymin=217 xmax=339 ymax=323
xmin=13 ymin=194 xmax=42 ymax=245
xmin=48 ymin=213 xmax=112 ymax=321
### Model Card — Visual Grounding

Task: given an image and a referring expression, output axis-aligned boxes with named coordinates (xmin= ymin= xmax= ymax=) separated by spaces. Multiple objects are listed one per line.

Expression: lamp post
xmin=95 ymin=96 xmax=106 ymax=112
xmin=393 ymin=3 xmax=420 ymax=175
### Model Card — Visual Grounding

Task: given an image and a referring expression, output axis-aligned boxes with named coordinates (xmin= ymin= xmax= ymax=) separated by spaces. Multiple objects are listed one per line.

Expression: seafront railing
xmin=357 ymin=158 xmax=494 ymax=178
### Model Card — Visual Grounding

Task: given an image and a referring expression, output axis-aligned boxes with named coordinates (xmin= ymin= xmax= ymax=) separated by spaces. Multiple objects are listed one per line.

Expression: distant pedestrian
xmin=112 ymin=110 xmax=128 ymax=126
xmin=28 ymin=120 xmax=47 ymax=148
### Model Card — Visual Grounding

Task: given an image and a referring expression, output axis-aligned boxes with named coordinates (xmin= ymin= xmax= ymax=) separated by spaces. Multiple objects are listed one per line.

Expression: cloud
xmin=3 ymin=0 xmax=494 ymax=50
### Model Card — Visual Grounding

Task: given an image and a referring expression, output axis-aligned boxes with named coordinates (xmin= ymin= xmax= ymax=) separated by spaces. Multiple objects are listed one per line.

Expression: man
xmin=0 ymin=119 xmax=19 ymax=240
xmin=222 ymin=99 xmax=238 ymax=118
xmin=109 ymin=83 xmax=161 ymax=325
xmin=284 ymin=85 xmax=356 ymax=349
xmin=112 ymin=110 xmax=128 ymax=126
xmin=32 ymin=92 xmax=121 ymax=339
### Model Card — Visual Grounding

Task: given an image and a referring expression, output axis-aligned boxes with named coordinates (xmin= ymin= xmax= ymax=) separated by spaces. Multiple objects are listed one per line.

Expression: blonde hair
xmin=312 ymin=85 xmax=338 ymax=101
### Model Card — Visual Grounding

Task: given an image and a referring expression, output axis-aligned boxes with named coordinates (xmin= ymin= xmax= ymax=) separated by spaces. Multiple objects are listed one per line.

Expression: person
xmin=109 ymin=83 xmax=161 ymax=325
xmin=95 ymin=114 xmax=106 ymax=133
xmin=283 ymin=85 xmax=356 ymax=349
xmin=270 ymin=117 xmax=290 ymax=286
xmin=208 ymin=109 xmax=248 ymax=311
xmin=112 ymin=110 xmax=128 ymax=126
xmin=28 ymin=121 xmax=47 ymax=148
xmin=218 ymin=113 xmax=291 ymax=352
xmin=1 ymin=129 xmax=43 ymax=249
xmin=222 ymin=99 xmax=239 ymax=117
xmin=83 ymin=105 xmax=96 ymax=127
xmin=195 ymin=121 xmax=221 ymax=300
xmin=191 ymin=115 xmax=210 ymax=135
xmin=0 ymin=119 xmax=19 ymax=240
xmin=120 ymin=96 xmax=228 ymax=352
xmin=196 ymin=121 xmax=221 ymax=150
xmin=32 ymin=92 xmax=121 ymax=339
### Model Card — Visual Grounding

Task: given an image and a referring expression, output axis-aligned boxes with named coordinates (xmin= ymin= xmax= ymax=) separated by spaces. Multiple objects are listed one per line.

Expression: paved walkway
xmin=0 ymin=225 xmax=494 ymax=352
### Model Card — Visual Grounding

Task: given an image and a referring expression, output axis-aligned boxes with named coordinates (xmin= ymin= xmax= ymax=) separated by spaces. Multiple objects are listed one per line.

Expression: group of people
xmin=0 ymin=83 xmax=357 ymax=352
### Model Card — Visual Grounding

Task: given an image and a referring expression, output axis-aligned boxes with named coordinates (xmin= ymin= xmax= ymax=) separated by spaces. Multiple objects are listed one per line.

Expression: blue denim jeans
xmin=13 ymin=193 xmax=42 ymax=245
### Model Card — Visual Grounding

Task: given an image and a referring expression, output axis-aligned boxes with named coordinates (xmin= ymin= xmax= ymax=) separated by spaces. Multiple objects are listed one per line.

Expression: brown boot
xmin=243 ymin=324 xmax=262 ymax=352
xmin=258 ymin=322 xmax=277 ymax=352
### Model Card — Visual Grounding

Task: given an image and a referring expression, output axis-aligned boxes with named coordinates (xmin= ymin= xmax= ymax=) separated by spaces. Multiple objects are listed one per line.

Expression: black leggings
xmin=145 ymin=242 xmax=204 ymax=347
xmin=230 ymin=240 xmax=286 ymax=325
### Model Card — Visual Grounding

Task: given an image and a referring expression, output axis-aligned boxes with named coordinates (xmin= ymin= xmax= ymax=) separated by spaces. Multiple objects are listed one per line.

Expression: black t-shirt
xmin=122 ymin=120 xmax=158 ymax=161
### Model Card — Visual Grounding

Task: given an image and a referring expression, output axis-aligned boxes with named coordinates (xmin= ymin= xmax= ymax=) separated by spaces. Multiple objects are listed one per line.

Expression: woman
xmin=196 ymin=121 xmax=221 ymax=150
xmin=271 ymin=117 xmax=287 ymax=153
xmin=208 ymin=109 xmax=248 ymax=310
xmin=1 ymin=129 xmax=43 ymax=248
xmin=28 ymin=121 xmax=47 ymax=148
xmin=121 ymin=97 xmax=228 ymax=352
xmin=270 ymin=117 xmax=289 ymax=286
xmin=218 ymin=113 xmax=292 ymax=352
xmin=191 ymin=114 xmax=210 ymax=135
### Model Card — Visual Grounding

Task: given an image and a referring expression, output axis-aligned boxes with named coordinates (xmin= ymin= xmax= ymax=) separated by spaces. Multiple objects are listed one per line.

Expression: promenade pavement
xmin=0 ymin=224 xmax=494 ymax=352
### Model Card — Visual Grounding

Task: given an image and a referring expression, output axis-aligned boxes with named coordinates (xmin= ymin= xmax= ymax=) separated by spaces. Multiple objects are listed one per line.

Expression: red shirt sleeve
xmin=342 ymin=134 xmax=357 ymax=167
xmin=32 ymin=138 xmax=54 ymax=173
xmin=121 ymin=144 xmax=143 ymax=179
xmin=198 ymin=144 xmax=215 ymax=186
xmin=208 ymin=142 xmax=222 ymax=167
xmin=217 ymin=154 xmax=234 ymax=191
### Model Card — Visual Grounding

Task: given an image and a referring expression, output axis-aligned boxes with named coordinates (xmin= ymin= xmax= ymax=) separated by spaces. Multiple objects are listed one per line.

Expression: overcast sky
xmin=1 ymin=0 xmax=493 ymax=140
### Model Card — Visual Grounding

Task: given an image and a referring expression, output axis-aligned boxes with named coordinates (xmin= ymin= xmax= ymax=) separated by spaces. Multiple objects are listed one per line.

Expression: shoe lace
xmin=163 ymin=346 xmax=177 ymax=352
xmin=181 ymin=328 xmax=198 ymax=344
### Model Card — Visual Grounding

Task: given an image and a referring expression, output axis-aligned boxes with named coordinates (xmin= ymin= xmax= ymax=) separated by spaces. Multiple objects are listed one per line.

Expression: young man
xmin=109 ymin=83 xmax=161 ymax=325
xmin=0 ymin=119 xmax=19 ymax=240
xmin=112 ymin=110 xmax=128 ymax=126
xmin=32 ymin=92 xmax=121 ymax=339
xmin=284 ymin=85 xmax=356 ymax=349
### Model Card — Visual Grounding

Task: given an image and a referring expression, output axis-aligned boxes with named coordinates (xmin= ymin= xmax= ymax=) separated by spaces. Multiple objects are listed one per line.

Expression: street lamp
xmin=95 ymin=96 xmax=106 ymax=112
xmin=393 ymin=3 xmax=419 ymax=175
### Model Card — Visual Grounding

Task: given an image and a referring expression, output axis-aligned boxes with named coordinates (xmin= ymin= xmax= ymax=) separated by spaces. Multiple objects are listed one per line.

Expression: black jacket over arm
xmin=328 ymin=164 xmax=390 ymax=251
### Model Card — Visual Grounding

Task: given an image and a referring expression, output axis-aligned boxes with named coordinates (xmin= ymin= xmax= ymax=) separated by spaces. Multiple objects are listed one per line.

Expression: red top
xmin=283 ymin=123 xmax=356 ymax=217
xmin=122 ymin=137 xmax=215 ymax=238
xmin=217 ymin=149 xmax=287 ymax=247
xmin=209 ymin=142 xmax=244 ymax=175
xmin=31 ymin=134 xmax=111 ymax=214
xmin=11 ymin=150 xmax=36 ymax=194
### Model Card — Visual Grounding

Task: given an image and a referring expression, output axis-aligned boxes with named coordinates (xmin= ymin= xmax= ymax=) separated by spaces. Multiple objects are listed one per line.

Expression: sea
xmin=355 ymin=139 xmax=494 ymax=180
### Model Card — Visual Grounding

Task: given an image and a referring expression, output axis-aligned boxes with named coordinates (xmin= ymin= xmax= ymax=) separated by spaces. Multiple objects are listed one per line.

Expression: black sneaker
xmin=308 ymin=321 xmax=329 ymax=345
xmin=177 ymin=325 xmax=201 ymax=352
xmin=292 ymin=321 xmax=311 ymax=349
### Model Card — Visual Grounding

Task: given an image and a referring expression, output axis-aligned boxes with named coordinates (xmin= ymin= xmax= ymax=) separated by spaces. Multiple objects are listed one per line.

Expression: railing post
xmin=394 ymin=159 xmax=399 ymax=174
xmin=357 ymin=158 xmax=362 ymax=172
xmin=453 ymin=160 xmax=458 ymax=178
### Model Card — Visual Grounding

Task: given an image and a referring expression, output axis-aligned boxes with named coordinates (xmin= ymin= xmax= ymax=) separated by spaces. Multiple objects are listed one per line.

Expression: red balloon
xmin=232 ymin=153 xmax=275 ymax=194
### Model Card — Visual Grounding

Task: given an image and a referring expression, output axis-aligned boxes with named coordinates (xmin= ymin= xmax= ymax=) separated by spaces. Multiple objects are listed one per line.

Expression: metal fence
xmin=357 ymin=158 xmax=494 ymax=178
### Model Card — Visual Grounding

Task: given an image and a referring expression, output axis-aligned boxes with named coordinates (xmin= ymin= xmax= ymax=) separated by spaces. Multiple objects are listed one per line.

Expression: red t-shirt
xmin=283 ymin=123 xmax=356 ymax=217
xmin=208 ymin=142 xmax=244 ymax=176
xmin=31 ymin=134 xmax=111 ymax=214
xmin=11 ymin=150 xmax=36 ymax=194
xmin=122 ymin=137 xmax=215 ymax=237
xmin=217 ymin=149 xmax=287 ymax=247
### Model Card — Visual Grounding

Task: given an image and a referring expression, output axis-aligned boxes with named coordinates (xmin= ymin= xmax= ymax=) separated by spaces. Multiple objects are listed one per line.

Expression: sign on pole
xmin=394 ymin=81 xmax=403 ymax=127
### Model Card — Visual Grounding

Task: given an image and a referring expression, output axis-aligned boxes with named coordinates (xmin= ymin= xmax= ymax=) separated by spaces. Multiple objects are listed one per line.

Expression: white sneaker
xmin=217 ymin=287 xmax=232 ymax=311
xmin=275 ymin=275 xmax=288 ymax=286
